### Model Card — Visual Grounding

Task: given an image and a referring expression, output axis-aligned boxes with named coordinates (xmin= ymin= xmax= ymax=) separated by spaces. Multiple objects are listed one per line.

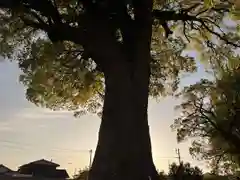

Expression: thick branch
xmin=24 ymin=0 xmax=62 ymax=24
xmin=0 ymin=0 xmax=19 ymax=8
xmin=153 ymin=9 xmax=240 ymax=48
xmin=152 ymin=10 xmax=197 ymax=21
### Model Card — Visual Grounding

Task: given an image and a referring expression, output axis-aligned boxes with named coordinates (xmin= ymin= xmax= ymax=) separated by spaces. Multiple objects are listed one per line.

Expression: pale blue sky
xmin=0 ymin=58 xmax=209 ymax=176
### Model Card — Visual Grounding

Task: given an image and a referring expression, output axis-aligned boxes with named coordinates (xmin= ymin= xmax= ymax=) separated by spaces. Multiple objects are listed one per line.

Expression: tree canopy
xmin=172 ymin=54 xmax=240 ymax=174
xmin=0 ymin=0 xmax=239 ymax=116
xmin=1 ymin=1 xmax=240 ymax=180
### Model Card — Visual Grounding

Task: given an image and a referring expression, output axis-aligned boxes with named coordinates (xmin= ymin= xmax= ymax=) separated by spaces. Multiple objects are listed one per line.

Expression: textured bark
xmin=87 ymin=0 xmax=159 ymax=179
xmin=84 ymin=0 xmax=159 ymax=179
xmin=88 ymin=57 xmax=158 ymax=180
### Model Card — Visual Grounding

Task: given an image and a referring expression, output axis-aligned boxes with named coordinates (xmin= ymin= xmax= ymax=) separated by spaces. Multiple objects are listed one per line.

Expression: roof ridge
xmin=19 ymin=159 xmax=60 ymax=168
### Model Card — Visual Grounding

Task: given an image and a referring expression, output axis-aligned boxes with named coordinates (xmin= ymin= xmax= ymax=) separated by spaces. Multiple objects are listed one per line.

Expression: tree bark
xmin=88 ymin=57 xmax=158 ymax=180
xmin=87 ymin=1 xmax=158 ymax=179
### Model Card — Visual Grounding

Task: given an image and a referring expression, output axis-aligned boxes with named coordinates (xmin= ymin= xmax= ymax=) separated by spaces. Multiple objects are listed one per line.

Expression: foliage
xmin=73 ymin=169 xmax=89 ymax=180
xmin=172 ymin=54 xmax=240 ymax=174
xmin=168 ymin=162 xmax=203 ymax=180
xmin=0 ymin=0 xmax=239 ymax=117
xmin=73 ymin=163 xmax=203 ymax=180
xmin=159 ymin=170 xmax=168 ymax=180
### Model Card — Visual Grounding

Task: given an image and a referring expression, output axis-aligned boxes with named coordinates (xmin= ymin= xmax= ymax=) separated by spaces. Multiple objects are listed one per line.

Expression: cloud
xmin=13 ymin=107 xmax=73 ymax=120
xmin=0 ymin=106 xmax=74 ymax=133
xmin=0 ymin=125 xmax=14 ymax=132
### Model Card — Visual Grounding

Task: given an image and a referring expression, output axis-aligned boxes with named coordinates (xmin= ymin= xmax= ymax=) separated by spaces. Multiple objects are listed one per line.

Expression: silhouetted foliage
xmin=0 ymin=0 xmax=239 ymax=115
xmin=0 ymin=0 xmax=239 ymax=180
xmin=168 ymin=162 xmax=203 ymax=180
xmin=73 ymin=169 xmax=89 ymax=180
xmin=172 ymin=56 xmax=240 ymax=174
xmin=159 ymin=170 xmax=168 ymax=180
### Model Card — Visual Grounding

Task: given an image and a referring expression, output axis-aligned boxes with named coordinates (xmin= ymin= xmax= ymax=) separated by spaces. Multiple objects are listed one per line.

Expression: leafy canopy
xmin=0 ymin=0 xmax=239 ymax=116
xmin=172 ymin=52 xmax=240 ymax=174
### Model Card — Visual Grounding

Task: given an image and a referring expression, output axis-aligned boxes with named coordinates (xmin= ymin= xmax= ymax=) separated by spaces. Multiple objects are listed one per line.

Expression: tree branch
xmin=20 ymin=17 xmax=47 ymax=30
xmin=0 ymin=0 xmax=19 ymax=8
xmin=199 ymin=19 xmax=240 ymax=48
xmin=24 ymin=0 xmax=62 ymax=24
xmin=24 ymin=8 xmax=47 ymax=26
xmin=153 ymin=9 xmax=240 ymax=48
xmin=152 ymin=10 xmax=197 ymax=21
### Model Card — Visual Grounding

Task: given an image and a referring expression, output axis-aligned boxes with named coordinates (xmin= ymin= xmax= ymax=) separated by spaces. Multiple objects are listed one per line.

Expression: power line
xmin=153 ymin=155 xmax=187 ymax=160
xmin=0 ymin=139 xmax=92 ymax=153
xmin=154 ymin=156 xmax=179 ymax=159
xmin=0 ymin=139 xmax=187 ymax=166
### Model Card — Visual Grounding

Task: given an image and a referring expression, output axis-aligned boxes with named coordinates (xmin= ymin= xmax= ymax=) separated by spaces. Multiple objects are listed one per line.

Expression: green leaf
xmin=204 ymin=0 xmax=214 ymax=8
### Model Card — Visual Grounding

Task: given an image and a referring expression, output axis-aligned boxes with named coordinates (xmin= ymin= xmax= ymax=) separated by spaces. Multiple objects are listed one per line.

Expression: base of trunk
xmin=89 ymin=153 xmax=159 ymax=180
xmin=88 ymin=119 xmax=159 ymax=180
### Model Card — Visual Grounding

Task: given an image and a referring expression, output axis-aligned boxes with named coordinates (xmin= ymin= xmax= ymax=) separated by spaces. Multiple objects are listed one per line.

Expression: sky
xmin=0 ymin=58 xmax=210 ymax=177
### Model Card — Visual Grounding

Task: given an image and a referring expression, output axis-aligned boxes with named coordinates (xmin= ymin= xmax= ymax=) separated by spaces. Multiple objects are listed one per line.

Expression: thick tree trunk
xmin=86 ymin=1 xmax=158 ymax=179
xmin=88 ymin=60 xmax=158 ymax=180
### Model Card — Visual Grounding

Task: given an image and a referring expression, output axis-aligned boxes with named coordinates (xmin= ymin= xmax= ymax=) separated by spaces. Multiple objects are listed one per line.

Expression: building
xmin=18 ymin=159 xmax=69 ymax=180
xmin=0 ymin=164 xmax=15 ymax=176
xmin=0 ymin=164 xmax=25 ymax=180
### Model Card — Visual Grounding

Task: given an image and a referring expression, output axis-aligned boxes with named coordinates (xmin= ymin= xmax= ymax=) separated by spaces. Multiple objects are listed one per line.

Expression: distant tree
xmin=168 ymin=162 xmax=203 ymax=180
xmin=73 ymin=169 xmax=89 ymax=180
xmin=159 ymin=170 xmax=167 ymax=180
xmin=172 ymin=56 xmax=240 ymax=174
xmin=0 ymin=0 xmax=239 ymax=180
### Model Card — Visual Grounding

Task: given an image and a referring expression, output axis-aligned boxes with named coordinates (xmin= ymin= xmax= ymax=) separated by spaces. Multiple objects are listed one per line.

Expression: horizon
xmin=0 ymin=59 xmax=210 ymax=176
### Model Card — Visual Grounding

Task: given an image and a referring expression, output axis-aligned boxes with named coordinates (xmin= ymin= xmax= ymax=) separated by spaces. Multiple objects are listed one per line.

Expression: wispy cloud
xmin=0 ymin=125 xmax=14 ymax=132
xmin=13 ymin=107 xmax=73 ymax=120
xmin=0 ymin=106 xmax=75 ymax=136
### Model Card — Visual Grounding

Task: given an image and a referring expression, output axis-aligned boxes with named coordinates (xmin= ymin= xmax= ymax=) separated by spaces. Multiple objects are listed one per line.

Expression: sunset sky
xmin=0 ymin=57 xmax=209 ymax=177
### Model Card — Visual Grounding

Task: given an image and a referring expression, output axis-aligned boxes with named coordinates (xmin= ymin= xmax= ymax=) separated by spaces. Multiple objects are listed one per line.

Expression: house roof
xmin=0 ymin=164 xmax=13 ymax=173
xmin=19 ymin=159 xmax=60 ymax=168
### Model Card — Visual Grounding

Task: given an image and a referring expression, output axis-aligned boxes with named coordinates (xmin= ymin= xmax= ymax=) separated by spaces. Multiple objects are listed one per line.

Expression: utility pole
xmin=89 ymin=149 xmax=93 ymax=169
xmin=175 ymin=148 xmax=183 ymax=180
xmin=175 ymin=148 xmax=181 ymax=165
xmin=87 ymin=149 xmax=93 ymax=180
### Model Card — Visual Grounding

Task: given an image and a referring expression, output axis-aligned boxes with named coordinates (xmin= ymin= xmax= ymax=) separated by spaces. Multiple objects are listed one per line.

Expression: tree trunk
xmin=88 ymin=59 xmax=158 ymax=180
xmin=86 ymin=1 xmax=158 ymax=179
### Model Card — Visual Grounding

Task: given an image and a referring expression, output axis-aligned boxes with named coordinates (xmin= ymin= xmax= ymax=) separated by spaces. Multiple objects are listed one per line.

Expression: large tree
xmin=172 ymin=55 xmax=240 ymax=174
xmin=0 ymin=0 xmax=239 ymax=180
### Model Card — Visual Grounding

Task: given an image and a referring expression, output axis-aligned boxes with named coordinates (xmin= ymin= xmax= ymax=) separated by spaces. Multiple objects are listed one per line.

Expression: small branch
xmin=97 ymin=91 xmax=104 ymax=100
xmin=196 ymin=9 xmax=209 ymax=16
xmin=161 ymin=21 xmax=173 ymax=38
xmin=182 ymin=3 xmax=201 ymax=13
xmin=183 ymin=21 xmax=190 ymax=42
xmin=199 ymin=20 xmax=240 ymax=48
